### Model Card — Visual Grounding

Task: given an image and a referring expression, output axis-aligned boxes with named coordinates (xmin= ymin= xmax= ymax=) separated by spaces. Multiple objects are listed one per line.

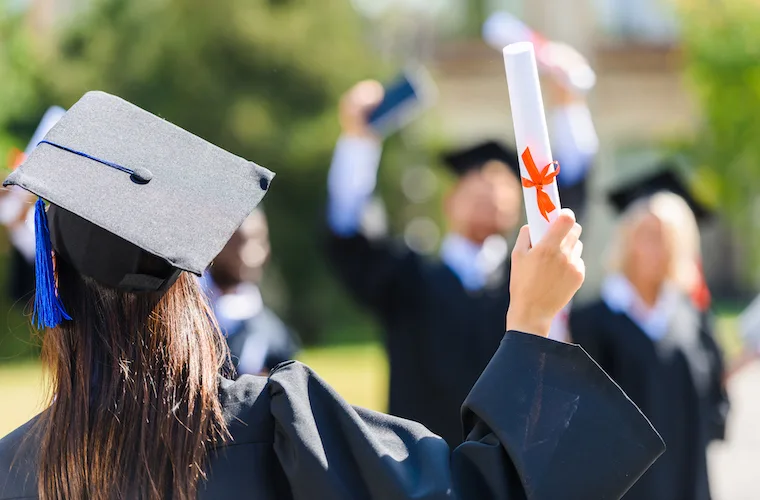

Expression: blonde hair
xmin=607 ymin=191 xmax=701 ymax=293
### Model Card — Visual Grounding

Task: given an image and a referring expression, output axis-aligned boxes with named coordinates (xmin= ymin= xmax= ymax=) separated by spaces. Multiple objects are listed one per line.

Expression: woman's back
xmin=1 ymin=91 xmax=665 ymax=499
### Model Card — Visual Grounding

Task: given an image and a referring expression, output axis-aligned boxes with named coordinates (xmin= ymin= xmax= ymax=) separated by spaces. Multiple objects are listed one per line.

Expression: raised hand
xmin=506 ymin=209 xmax=585 ymax=337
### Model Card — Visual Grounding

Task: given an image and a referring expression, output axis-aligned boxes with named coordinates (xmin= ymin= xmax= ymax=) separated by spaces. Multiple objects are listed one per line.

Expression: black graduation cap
xmin=442 ymin=140 xmax=520 ymax=177
xmin=607 ymin=168 xmax=713 ymax=221
xmin=4 ymin=91 xmax=274 ymax=328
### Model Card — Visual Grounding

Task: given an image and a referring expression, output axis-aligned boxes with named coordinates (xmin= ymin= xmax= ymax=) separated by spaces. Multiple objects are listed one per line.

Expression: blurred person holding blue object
xmin=202 ymin=208 xmax=299 ymax=376
xmin=0 ymin=91 xmax=664 ymax=500
xmin=325 ymin=63 xmax=599 ymax=447
xmin=570 ymin=170 xmax=729 ymax=500
xmin=0 ymin=107 xmax=66 ymax=305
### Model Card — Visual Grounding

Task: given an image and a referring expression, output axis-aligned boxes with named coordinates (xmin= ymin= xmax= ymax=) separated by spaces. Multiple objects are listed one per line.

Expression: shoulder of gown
xmin=0 ymin=415 xmax=40 ymax=499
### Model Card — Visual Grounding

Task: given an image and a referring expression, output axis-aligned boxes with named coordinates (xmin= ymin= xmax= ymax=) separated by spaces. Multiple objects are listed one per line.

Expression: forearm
xmin=326 ymin=135 xmax=383 ymax=237
xmin=551 ymin=102 xmax=598 ymax=187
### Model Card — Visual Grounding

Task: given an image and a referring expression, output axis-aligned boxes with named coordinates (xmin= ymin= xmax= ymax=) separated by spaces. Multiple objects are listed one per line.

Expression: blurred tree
xmin=0 ymin=0 xmax=412 ymax=344
xmin=678 ymin=0 xmax=760 ymax=281
xmin=466 ymin=0 xmax=488 ymax=36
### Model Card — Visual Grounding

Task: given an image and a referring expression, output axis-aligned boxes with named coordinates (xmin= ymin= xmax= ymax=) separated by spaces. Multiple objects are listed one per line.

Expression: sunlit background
xmin=2 ymin=0 xmax=760 ymax=498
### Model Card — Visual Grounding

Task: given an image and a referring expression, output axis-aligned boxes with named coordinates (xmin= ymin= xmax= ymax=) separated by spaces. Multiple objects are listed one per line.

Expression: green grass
xmin=0 ymin=342 xmax=389 ymax=439
xmin=0 ymin=361 xmax=46 ymax=438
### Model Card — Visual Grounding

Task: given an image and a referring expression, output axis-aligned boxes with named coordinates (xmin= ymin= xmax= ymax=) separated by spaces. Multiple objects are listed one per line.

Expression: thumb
xmin=511 ymin=225 xmax=532 ymax=259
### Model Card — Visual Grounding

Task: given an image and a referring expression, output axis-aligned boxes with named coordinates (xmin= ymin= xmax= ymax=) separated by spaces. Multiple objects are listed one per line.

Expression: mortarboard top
xmin=607 ymin=168 xmax=713 ymax=222
xmin=441 ymin=140 xmax=520 ymax=178
xmin=4 ymin=91 xmax=273 ymax=327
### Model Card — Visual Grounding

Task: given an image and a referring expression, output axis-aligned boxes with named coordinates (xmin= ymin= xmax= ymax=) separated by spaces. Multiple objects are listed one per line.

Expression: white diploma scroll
xmin=503 ymin=42 xmax=562 ymax=245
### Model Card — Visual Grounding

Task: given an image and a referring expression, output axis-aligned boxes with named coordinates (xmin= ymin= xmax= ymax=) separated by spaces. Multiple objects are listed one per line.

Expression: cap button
xmin=259 ymin=176 xmax=269 ymax=191
xmin=130 ymin=168 xmax=153 ymax=185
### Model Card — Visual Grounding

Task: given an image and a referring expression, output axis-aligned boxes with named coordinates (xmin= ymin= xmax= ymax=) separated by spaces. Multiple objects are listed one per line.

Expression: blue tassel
xmin=33 ymin=198 xmax=71 ymax=329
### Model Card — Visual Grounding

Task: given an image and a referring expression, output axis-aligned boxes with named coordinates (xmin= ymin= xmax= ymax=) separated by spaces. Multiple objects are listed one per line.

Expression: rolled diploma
xmin=504 ymin=42 xmax=561 ymax=244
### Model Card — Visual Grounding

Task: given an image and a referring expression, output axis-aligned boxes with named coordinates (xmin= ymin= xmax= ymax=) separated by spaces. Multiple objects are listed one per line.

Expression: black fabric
xmin=569 ymin=299 xmax=729 ymax=500
xmin=0 ymin=332 xmax=665 ymax=500
xmin=327 ymin=230 xmax=511 ymax=448
xmin=7 ymin=248 xmax=35 ymax=305
xmin=3 ymin=91 xmax=274 ymax=290
xmin=607 ymin=168 xmax=712 ymax=221
xmin=442 ymin=140 xmax=520 ymax=177
xmin=48 ymin=204 xmax=181 ymax=292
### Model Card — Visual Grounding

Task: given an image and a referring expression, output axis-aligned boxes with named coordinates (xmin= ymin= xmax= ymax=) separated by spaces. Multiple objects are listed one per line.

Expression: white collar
xmin=201 ymin=275 xmax=264 ymax=330
xmin=439 ymin=233 xmax=509 ymax=291
xmin=601 ymin=274 xmax=679 ymax=341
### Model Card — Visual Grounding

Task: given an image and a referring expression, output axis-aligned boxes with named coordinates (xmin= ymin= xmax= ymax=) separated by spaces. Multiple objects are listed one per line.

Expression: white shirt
xmin=201 ymin=275 xmax=269 ymax=375
xmin=601 ymin=273 xmax=680 ymax=341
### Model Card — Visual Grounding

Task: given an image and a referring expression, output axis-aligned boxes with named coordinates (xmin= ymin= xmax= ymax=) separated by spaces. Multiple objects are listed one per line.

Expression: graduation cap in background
xmin=4 ymin=91 xmax=274 ymax=329
xmin=442 ymin=140 xmax=520 ymax=178
xmin=607 ymin=168 xmax=713 ymax=222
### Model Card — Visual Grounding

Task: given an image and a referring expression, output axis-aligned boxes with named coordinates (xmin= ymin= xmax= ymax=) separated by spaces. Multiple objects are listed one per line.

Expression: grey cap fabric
xmin=3 ymin=91 xmax=274 ymax=291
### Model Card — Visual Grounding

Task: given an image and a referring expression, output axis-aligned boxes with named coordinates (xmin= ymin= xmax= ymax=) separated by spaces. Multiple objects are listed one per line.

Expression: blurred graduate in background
xmin=569 ymin=169 xmax=729 ymax=500
xmin=325 ymin=47 xmax=598 ymax=447
xmin=202 ymin=209 xmax=299 ymax=376
xmin=0 ymin=107 xmax=66 ymax=306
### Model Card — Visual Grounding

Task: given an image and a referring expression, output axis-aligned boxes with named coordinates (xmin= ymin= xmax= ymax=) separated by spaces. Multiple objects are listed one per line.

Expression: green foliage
xmin=679 ymin=0 xmax=760 ymax=281
xmin=0 ymin=0 xmax=409 ymax=344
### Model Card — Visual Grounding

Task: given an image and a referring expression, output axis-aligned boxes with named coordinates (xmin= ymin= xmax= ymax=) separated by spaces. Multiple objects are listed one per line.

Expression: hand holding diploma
xmin=504 ymin=42 xmax=562 ymax=244
xmin=507 ymin=210 xmax=584 ymax=337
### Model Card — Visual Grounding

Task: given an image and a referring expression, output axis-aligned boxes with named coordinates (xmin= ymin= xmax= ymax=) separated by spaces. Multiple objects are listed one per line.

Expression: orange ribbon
xmin=521 ymin=147 xmax=560 ymax=222
xmin=7 ymin=148 xmax=26 ymax=170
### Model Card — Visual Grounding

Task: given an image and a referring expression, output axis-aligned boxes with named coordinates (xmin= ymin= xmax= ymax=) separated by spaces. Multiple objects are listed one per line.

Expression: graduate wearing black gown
xmin=570 ymin=174 xmax=728 ymax=500
xmin=204 ymin=209 xmax=299 ymax=375
xmin=326 ymin=80 xmax=598 ymax=447
xmin=0 ymin=107 xmax=67 ymax=306
xmin=0 ymin=91 xmax=664 ymax=499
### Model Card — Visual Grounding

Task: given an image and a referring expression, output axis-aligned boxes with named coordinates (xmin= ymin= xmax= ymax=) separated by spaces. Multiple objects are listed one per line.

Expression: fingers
xmin=561 ymin=223 xmax=583 ymax=254
xmin=350 ymin=80 xmax=384 ymax=110
xmin=571 ymin=240 xmax=583 ymax=262
xmin=539 ymin=209 xmax=576 ymax=249
xmin=511 ymin=225 xmax=532 ymax=257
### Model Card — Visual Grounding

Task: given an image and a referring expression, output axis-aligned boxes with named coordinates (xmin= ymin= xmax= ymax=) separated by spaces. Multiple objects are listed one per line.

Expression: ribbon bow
xmin=521 ymin=147 xmax=560 ymax=222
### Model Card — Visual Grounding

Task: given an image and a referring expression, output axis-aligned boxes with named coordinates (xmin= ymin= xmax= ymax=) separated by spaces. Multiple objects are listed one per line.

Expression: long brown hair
xmin=34 ymin=255 xmax=230 ymax=499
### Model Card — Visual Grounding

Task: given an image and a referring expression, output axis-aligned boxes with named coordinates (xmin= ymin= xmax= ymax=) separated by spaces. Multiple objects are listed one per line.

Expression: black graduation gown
xmin=224 ymin=306 xmax=300 ymax=375
xmin=0 ymin=332 xmax=665 ymax=500
xmin=327 ymin=232 xmax=512 ymax=448
xmin=569 ymin=299 xmax=729 ymax=500
xmin=7 ymin=248 xmax=35 ymax=305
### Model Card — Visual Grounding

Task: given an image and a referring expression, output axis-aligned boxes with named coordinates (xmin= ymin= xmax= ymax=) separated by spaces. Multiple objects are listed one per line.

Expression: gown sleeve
xmin=325 ymin=230 xmax=425 ymax=321
xmin=700 ymin=312 xmax=730 ymax=442
xmin=325 ymin=135 xmax=425 ymax=321
xmin=268 ymin=332 xmax=665 ymax=500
